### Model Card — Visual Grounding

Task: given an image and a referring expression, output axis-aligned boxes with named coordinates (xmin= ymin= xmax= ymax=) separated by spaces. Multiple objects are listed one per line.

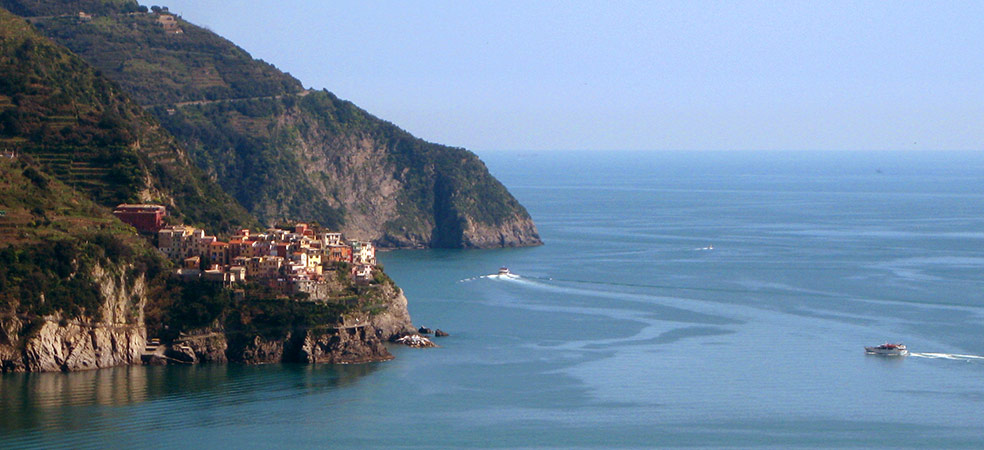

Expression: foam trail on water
xmin=460 ymin=272 xmax=527 ymax=283
xmin=910 ymin=352 xmax=984 ymax=361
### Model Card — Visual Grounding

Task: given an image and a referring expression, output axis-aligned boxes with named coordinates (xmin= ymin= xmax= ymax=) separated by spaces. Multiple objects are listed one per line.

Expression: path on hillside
xmin=24 ymin=11 xmax=145 ymax=22
xmin=142 ymin=90 xmax=314 ymax=110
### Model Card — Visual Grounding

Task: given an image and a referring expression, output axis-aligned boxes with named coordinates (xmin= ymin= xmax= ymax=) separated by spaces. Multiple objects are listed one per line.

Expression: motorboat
xmin=498 ymin=266 xmax=510 ymax=275
xmin=865 ymin=343 xmax=908 ymax=356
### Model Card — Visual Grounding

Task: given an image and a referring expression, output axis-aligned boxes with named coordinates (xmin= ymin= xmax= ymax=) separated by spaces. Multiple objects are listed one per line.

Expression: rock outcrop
xmin=0 ymin=264 xmax=147 ymax=373
xmin=154 ymin=281 xmax=415 ymax=367
xmin=368 ymin=284 xmax=417 ymax=341
xmin=295 ymin=324 xmax=393 ymax=364
xmin=0 ymin=256 xmax=419 ymax=373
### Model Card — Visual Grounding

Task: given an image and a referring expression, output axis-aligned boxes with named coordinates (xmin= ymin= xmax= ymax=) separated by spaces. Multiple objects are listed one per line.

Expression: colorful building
xmin=113 ymin=204 xmax=166 ymax=232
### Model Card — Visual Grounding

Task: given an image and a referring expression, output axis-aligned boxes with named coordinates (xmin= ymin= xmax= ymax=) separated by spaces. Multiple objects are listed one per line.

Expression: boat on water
xmin=865 ymin=343 xmax=908 ymax=356
xmin=498 ymin=266 xmax=510 ymax=275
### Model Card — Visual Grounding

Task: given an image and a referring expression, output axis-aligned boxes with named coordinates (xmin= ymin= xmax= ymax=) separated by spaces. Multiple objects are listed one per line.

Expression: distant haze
xmin=157 ymin=1 xmax=983 ymax=152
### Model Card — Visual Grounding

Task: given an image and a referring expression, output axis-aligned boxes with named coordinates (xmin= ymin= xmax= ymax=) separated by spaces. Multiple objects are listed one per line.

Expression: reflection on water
xmin=0 ymin=362 xmax=380 ymax=442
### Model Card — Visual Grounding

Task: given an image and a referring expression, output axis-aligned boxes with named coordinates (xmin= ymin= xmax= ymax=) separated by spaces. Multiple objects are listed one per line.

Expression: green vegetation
xmin=27 ymin=5 xmax=302 ymax=106
xmin=0 ymin=0 xmax=142 ymax=17
xmin=0 ymin=7 xmax=257 ymax=232
xmin=0 ymin=156 xmax=167 ymax=322
xmin=10 ymin=0 xmax=539 ymax=247
xmin=145 ymin=277 xmax=374 ymax=342
xmin=224 ymin=293 xmax=349 ymax=341
xmin=154 ymin=97 xmax=345 ymax=228
xmin=0 ymin=156 xmax=360 ymax=341
xmin=0 ymin=4 xmax=408 ymax=351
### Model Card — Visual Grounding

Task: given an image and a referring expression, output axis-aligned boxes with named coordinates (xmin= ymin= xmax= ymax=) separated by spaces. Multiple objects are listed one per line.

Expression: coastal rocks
xmin=165 ymin=344 xmax=197 ymax=363
xmin=227 ymin=335 xmax=286 ymax=364
xmin=14 ymin=317 xmax=145 ymax=372
xmin=296 ymin=326 xmax=393 ymax=364
xmin=0 ymin=263 xmax=147 ymax=373
xmin=151 ymin=283 xmax=414 ymax=367
xmin=414 ymin=326 xmax=448 ymax=337
xmin=0 ymin=254 xmax=424 ymax=372
xmin=180 ymin=332 xmax=228 ymax=363
xmin=368 ymin=284 xmax=416 ymax=341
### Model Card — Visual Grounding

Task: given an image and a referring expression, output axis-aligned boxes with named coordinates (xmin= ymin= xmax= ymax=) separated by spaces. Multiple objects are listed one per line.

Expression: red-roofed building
xmin=113 ymin=204 xmax=166 ymax=232
xmin=294 ymin=223 xmax=308 ymax=235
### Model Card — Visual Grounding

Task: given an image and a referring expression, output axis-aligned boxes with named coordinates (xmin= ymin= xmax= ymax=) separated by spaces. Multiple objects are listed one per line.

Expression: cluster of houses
xmin=158 ymin=223 xmax=376 ymax=296
xmin=112 ymin=204 xmax=376 ymax=300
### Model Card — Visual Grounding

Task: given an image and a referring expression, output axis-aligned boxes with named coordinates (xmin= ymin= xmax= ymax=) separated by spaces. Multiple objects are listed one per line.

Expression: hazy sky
xmin=158 ymin=1 xmax=984 ymax=152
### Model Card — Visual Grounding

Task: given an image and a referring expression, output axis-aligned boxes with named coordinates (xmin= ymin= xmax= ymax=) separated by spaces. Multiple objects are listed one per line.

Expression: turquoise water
xmin=3 ymin=151 xmax=984 ymax=448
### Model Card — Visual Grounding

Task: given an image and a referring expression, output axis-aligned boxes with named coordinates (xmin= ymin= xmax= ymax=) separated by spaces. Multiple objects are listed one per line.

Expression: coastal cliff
xmin=170 ymin=283 xmax=416 ymax=366
xmin=0 ymin=263 xmax=147 ymax=372
xmin=0 ymin=157 xmax=418 ymax=373
xmin=158 ymin=93 xmax=542 ymax=248
xmin=1 ymin=262 xmax=418 ymax=372
xmin=0 ymin=5 xmax=433 ymax=373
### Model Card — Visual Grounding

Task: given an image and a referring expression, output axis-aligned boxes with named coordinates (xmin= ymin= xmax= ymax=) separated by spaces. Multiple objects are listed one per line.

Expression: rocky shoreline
xmin=0 ymin=272 xmax=431 ymax=372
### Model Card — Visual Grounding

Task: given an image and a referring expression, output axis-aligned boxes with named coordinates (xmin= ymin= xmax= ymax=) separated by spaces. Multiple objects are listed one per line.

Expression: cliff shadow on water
xmin=0 ymin=362 xmax=381 ymax=433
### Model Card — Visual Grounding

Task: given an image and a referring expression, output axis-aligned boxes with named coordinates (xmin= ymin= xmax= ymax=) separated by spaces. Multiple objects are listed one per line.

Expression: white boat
xmin=498 ymin=266 xmax=510 ymax=275
xmin=865 ymin=343 xmax=908 ymax=356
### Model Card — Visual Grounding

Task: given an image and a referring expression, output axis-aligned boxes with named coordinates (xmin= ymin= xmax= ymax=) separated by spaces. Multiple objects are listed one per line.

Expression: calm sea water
xmin=3 ymin=151 xmax=984 ymax=448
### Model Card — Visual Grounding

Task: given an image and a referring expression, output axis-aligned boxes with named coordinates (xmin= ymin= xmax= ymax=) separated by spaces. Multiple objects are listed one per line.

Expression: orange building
xmin=326 ymin=245 xmax=353 ymax=263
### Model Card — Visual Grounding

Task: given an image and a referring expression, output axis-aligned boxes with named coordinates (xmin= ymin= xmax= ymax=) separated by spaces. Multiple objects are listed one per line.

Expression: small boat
xmin=865 ymin=343 xmax=908 ymax=356
xmin=498 ymin=266 xmax=510 ymax=275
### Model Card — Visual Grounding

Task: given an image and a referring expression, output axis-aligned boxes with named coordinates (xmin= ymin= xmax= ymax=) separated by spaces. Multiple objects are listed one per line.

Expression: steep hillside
xmin=7 ymin=0 xmax=542 ymax=248
xmin=0 ymin=7 xmax=255 ymax=232
xmin=0 ymin=6 xmax=416 ymax=372
xmin=0 ymin=154 xmax=164 ymax=371
xmin=0 ymin=157 xmax=413 ymax=371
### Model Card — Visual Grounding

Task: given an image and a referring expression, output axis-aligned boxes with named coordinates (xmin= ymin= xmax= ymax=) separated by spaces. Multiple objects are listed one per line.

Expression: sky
xmin=157 ymin=1 xmax=984 ymax=152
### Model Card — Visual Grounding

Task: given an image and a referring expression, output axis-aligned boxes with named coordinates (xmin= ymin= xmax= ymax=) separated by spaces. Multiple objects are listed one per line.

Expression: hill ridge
xmin=9 ymin=0 xmax=540 ymax=248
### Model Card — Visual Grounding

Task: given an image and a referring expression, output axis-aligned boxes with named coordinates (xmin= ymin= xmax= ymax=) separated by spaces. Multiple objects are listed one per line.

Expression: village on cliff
xmin=112 ymin=204 xmax=377 ymax=300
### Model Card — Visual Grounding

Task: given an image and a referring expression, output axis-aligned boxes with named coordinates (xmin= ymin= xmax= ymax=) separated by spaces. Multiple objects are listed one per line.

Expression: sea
xmin=2 ymin=150 xmax=984 ymax=448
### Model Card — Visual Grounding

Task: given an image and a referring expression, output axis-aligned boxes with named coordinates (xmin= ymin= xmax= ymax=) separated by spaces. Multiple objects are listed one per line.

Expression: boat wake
xmin=909 ymin=352 xmax=984 ymax=362
xmin=459 ymin=272 xmax=525 ymax=283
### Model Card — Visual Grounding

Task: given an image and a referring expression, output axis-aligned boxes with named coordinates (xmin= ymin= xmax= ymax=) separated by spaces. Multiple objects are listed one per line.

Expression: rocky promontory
xmin=2 ymin=273 xmax=421 ymax=372
xmin=0 ymin=263 xmax=148 ymax=373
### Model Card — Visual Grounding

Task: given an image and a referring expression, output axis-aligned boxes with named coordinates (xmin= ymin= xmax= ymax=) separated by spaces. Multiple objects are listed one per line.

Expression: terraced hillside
xmin=0 ymin=7 xmax=256 ymax=232
xmin=8 ymin=0 xmax=542 ymax=248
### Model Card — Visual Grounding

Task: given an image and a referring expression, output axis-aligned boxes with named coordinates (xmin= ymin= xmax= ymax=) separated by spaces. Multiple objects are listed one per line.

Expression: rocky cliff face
xmin=0 ymin=264 xmax=147 ymax=373
xmin=0 ymin=259 xmax=419 ymax=372
xmin=366 ymin=284 xmax=416 ymax=340
xmin=156 ymin=281 xmax=415 ymax=367
xmin=160 ymin=93 xmax=542 ymax=248
xmin=459 ymin=214 xmax=543 ymax=249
